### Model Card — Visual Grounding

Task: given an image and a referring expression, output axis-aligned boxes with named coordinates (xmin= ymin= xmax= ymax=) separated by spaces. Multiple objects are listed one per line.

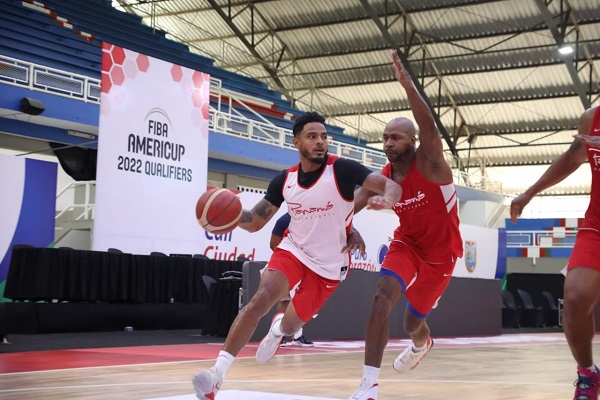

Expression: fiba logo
xmin=378 ymin=245 xmax=389 ymax=265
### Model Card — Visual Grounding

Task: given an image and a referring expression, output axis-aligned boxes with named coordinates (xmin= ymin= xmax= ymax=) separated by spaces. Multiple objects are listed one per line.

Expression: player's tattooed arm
xmin=239 ymin=199 xmax=278 ymax=232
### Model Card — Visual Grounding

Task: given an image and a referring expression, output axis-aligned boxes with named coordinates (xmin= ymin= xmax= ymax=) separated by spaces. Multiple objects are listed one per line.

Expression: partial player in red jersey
xmin=348 ymin=51 xmax=464 ymax=400
xmin=511 ymin=104 xmax=600 ymax=400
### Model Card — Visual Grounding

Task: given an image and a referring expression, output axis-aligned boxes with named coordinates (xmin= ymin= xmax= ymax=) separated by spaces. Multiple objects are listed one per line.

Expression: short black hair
xmin=292 ymin=111 xmax=326 ymax=137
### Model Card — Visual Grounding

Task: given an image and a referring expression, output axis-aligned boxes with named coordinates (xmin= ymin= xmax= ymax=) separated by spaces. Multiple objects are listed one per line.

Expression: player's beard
xmin=301 ymin=148 xmax=328 ymax=164
xmin=385 ymin=145 xmax=415 ymax=163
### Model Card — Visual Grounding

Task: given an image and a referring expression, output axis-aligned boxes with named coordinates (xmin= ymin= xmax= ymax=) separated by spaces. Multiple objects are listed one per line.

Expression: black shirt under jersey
xmin=264 ymin=155 xmax=373 ymax=208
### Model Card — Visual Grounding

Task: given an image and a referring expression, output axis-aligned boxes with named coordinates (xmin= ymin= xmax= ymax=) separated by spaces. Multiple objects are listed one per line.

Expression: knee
xmin=564 ymin=290 xmax=595 ymax=316
xmin=246 ymin=290 xmax=277 ymax=317
xmin=371 ymin=291 xmax=394 ymax=317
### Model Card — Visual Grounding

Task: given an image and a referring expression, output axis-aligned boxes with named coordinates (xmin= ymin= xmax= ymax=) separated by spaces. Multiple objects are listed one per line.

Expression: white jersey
xmin=277 ymin=156 xmax=354 ymax=281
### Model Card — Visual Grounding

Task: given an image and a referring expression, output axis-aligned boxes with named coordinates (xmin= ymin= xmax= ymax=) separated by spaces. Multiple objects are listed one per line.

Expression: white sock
xmin=214 ymin=350 xmax=235 ymax=378
xmin=293 ymin=327 xmax=303 ymax=340
xmin=412 ymin=339 xmax=429 ymax=353
xmin=585 ymin=364 xmax=599 ymax=374
xmin=362 ymin=365 xmax=380 ymax=384
xmin=271 ymin=318 xmax=283 ymax=337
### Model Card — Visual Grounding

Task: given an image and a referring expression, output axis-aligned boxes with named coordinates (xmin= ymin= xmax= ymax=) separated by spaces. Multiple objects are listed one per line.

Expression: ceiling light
xmin=558 ymin=44 xmax=574 ymax=55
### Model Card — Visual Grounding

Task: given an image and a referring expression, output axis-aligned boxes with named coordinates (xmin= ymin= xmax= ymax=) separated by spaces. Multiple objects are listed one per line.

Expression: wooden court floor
xmin=0 ymin=332 xmax=598 ymax=399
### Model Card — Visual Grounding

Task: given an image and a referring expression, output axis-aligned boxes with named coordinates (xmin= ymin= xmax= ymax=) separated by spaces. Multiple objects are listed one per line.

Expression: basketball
xmin=196 ymin=188 xmax=243 ymax=234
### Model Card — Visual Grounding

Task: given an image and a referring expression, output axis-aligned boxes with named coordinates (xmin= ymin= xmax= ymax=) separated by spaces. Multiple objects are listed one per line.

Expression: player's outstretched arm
xmin=510 ymin=108 xmax=594 ymax=222
xmin=573 ymin=132 xmax=600 ymax=148
xmin=239 ymin=199 xmax=278 ymax=233
xmin=392 ymin=51 xmax=442 ymax=158
xmin=392 ymin=51 xmax=451 ymax=183
xmin=360 ymin=171 xmax=402 ymax=210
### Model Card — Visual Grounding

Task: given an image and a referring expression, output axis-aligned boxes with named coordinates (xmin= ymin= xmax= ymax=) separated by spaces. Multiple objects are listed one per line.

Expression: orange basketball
xmin=196 ymin=188 xmax=243 ymax=234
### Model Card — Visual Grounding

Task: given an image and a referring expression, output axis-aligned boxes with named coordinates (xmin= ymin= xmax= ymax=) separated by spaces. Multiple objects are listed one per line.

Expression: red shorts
xmin=567 ymin=229 xmax=600 ymax=272
xmin=266 ymin=248 xmax=338 ymax=322
xmin=381 ymin=241 xmax=456 ymax=318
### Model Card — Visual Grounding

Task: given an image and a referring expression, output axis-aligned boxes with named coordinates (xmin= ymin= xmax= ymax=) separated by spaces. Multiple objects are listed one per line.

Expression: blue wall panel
xmin=208 ymin=132 xmax=296 ymax=171
xmin=0 ymin=84 xmax=99 ymax=127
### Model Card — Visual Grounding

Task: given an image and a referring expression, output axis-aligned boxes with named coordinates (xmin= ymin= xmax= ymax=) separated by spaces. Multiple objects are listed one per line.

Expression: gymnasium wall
xmin=243 ymin=262 xmax=501 ymax=341
xmin=0 ymin=155 xmax=56 ymax=299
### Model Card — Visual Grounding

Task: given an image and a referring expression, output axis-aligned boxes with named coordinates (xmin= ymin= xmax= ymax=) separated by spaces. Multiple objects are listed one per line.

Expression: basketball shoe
xmin=573 ymin=366 xmax=600 ymax=400
xmin=291 ymin=335 xmax=314 ymax=347
xmin=347 ymin=378 xmax=378 ymax=400
xmin=393 ymin=337 xmax=433 ymax=372
xmin=256 ymin=313 xmax=284 ymax=363
xmin=192 ymin=367 xmax=223 ymax=400
xmin=280 ymin=337 xmax=287 ymax=347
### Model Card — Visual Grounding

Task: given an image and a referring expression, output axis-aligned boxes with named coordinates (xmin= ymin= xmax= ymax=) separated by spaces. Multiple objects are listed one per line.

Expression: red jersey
xmin=583 ymin=106 xmax=600 ymax=231
xmin=382 ymin=162 xmax=463 ymax=263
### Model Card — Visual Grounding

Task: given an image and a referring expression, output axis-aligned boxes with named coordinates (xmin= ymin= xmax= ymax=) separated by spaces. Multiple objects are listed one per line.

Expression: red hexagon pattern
xmin=123 ymin=59 xmax=138 ymax=79
xmin=100 ymin=43 xmax=210 ymax=122
xmin=171 ymin=65 xmax=183 ymax=82
xmin=137 ymin=54 xmax=150 ymax=72
xmin=101 ymin=43 xmax=151 ymax=94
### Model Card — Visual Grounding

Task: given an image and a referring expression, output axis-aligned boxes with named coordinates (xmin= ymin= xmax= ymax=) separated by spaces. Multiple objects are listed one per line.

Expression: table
xmin=202 ymin=277 xmax=243 ymax=336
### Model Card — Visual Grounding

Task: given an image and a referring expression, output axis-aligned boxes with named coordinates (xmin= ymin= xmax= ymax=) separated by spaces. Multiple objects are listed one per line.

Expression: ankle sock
xmin=214 ymin=350 xmax=235 ymax=378
xmin=271 ymin=317 xmax=283 ymax=337
xmin=362 ymin=365 xmax=380 ymax=384
xmin=293 ymin=327 xmax=303 ymax=340
xmin=585 ymin=364 xmax=599 ymax=374
xmin=412 ymin=339 xmax=429 ymax=353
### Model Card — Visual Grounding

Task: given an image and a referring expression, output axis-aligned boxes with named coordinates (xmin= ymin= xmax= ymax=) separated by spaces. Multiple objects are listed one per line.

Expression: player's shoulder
xmin=578 ymin=106 xmax=599 ymax=134
xmin=331 ymin=155 xmax=361 ymax=168
xmin=583 ymin=106 xmax=598 ymax=121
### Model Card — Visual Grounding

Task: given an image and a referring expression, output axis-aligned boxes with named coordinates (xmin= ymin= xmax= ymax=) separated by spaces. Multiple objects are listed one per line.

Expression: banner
xmin=0 ymin=155 xmax=56 ymax=298
xmin=197 ymin=192 xmax=499 ymax=279
xmin=94 ymin=43 xmax=210 ymax=254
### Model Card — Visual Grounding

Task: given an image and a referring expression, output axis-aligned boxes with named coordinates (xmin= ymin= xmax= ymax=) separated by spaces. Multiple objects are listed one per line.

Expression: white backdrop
xmin=94 ymin=43 xmax=210 ymax=254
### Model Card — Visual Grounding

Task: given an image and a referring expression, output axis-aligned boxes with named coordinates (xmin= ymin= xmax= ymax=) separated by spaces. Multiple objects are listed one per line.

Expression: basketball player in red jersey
xmin=511 ymin=104 xmax=600 ymax=400
xmin=348 ymin=51 xmax=463 ymax=400
xmin=192 ymin=111 xmax=402 ymax=400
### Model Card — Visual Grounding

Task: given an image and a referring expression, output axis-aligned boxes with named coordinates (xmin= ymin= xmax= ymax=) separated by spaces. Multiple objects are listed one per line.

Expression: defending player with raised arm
xmin=349 ymin=50 xmax=463 ymax=400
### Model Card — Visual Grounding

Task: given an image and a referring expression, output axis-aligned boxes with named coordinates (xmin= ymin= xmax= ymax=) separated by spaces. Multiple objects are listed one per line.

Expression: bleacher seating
xmin=1 ymin=0 xmax=385 ymax=170
xmin=1 ymin=1 xmax=101 ymax=76
xmin=6 ymin=0 xmax=287 ymax=112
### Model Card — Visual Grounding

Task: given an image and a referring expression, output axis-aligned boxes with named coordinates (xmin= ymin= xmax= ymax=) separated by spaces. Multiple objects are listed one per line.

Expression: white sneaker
xmin=393 ymin=337 xmax=433 ymax=372
xmin=192 ymin=367 xmax=223 ymax=400
xmin=256 ymin=313 xmax=284 ymax=363
xmin=348 ymin=378 xmax=378 ymax=400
